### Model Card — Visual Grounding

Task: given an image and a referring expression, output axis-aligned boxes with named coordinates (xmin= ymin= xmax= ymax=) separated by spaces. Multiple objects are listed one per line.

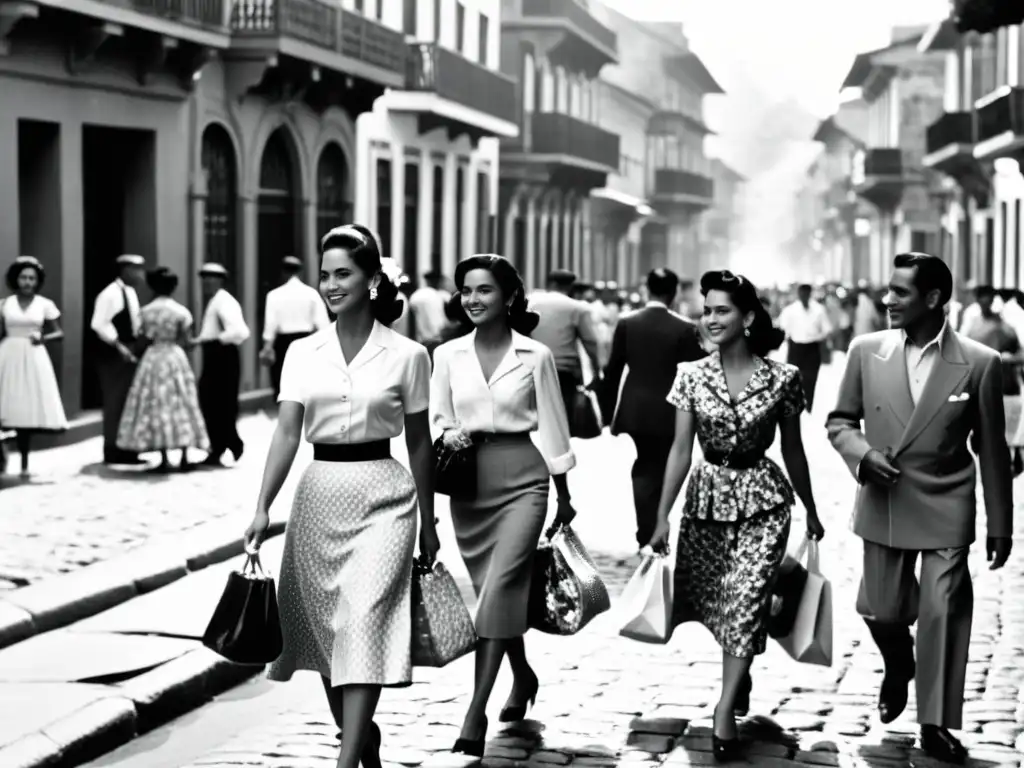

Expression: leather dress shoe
xmin=878 ymin=657 xmax=914 ymax=724
xmin=920 ymin=725 xmax=967 ymax=765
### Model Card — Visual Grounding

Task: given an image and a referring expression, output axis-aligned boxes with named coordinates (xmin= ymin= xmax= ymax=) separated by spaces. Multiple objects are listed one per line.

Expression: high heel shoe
xmin=499 ymin=672 xmax=539 ymax=722
xmin=334 ymin=721 xmax=382 ymax=768
xmin=734 ymin=672 xmax=752 ymax=716
xmin=712 ymin=734 xmax=743 ymax=763
xmin=452 ymin=715 xmax=488 ymax=757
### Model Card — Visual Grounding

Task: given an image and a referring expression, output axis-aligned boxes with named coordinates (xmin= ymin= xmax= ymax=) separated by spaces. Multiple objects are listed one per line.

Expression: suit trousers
xmin=629 ymin=434 xmax=675 ymax=548
xmin=96 ymin=356 xmax=138 ymax=458
xmin=199 ymin=342 xmax=243 ymax=458
xmin=856 ymin=539 xmax=973 ymax=729
xmin=786 ymin=342 xmax=821 ymax=412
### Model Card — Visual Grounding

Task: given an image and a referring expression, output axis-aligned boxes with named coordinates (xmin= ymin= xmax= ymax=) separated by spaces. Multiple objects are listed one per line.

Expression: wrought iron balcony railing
xmin=406 ymin=43 xmax=517 ymax=124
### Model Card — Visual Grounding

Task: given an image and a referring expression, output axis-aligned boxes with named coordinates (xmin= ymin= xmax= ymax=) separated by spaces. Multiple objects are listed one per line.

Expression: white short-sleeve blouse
xmin=429 ymin=330 xmax=576 ymax=475
xmin=278 ymin=321 xmax=430 ymax=444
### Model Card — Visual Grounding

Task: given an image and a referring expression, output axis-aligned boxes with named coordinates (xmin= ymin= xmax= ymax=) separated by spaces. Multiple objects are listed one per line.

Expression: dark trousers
xmin=629 ymin=434 xmax=674 ymax=548
xmin=556 ymin=369 xmax=581 ymax=430
xmin=786 ymin=341 xmax=822 ymax=412
xmin=270 ymin=331 xmax=313 ymax=398
xmin=199 ymin=343 xmax=243 ymax=458
xmin=97 ymin=356 xmax=138 ymax=459
xmin=857 ymin=540 xmax=973 ymax=729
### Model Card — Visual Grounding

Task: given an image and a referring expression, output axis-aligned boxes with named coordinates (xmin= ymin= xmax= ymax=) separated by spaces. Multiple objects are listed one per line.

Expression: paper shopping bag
xmin=618 ymin=552 xmax=673 ymax=644
xmin=775 ymin=538 xmax=833 ymax=667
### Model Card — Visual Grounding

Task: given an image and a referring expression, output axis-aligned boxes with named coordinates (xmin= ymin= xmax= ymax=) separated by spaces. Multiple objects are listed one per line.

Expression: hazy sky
xmin=603 ymin=0 xmax=950 ymax=117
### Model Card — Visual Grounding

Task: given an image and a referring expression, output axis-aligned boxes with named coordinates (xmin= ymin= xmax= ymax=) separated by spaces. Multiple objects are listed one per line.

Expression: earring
xmin=370 ymin=286 xmax=378 ymax=300
xmin=743 ymin=327 xmax=750 ymax=337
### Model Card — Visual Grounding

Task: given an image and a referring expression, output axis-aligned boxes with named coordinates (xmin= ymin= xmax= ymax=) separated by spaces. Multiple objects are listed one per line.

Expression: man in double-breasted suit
xmin=601 ymin=268 xmax=707 ymax=549
xmin=827 ymin=253 xmax=1013 ymax=764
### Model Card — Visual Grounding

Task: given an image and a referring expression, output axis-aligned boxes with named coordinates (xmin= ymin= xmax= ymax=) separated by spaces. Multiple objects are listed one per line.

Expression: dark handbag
xmin=202 ymin=551 xmax=283 ymax=665
xmin=528 ymin=523 xmax=610 ymax=635
xmin=570 ymin=386 xmax=602 ymax=439
xmin=411 ymin=557 xmax=477 ymax=667
xmin=433 ymin=435 xmax=477 ymax=499
xmin=767 ymin=555 xmax=809 ymax=639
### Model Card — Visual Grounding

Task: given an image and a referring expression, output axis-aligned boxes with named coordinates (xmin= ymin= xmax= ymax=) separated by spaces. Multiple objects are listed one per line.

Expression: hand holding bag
xmin=528 ymin=523 xmax=610 ymax=635
xmin=774 ymin=537 xmax=833 ymax=667
xmin=433 ymin=434 xmax=477 ymax=499
xmin=202 ymin=550 xmax=283 ymax=666
xmin=570 ymin=385 xmax=602 ymax=439
xmin=411 ymin=557 xmax=478 ymax=667
xmin=618 ymin=550 xmax=674 ymax=644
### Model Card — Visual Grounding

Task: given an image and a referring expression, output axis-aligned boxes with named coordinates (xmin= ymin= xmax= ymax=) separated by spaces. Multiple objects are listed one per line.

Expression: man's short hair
xmin=975 ymin=284 xmax=997 ymax=300
xmin=547 ymin=269 xmax=576 ymax=289
xmin=893 ymin=252 xmax=953 ymax=308
xmin=646 ymin=268 xmax=679 ymax=299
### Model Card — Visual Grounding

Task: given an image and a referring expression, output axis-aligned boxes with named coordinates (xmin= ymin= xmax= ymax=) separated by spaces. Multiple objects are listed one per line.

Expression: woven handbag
xmin=528 ymin=523 xmax=610 ymax=635
xmin=411 ymin=557 xmax=477 ymax=667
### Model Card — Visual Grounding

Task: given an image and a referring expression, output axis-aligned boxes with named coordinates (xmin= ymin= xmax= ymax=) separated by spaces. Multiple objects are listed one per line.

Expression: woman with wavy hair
xmin=430 ymin=255 xmax=578 ymax=756
xmin=648 ymin=270 xmax=825 ymax=762
xmin=243 ymin=225 xmax=439 ymax=768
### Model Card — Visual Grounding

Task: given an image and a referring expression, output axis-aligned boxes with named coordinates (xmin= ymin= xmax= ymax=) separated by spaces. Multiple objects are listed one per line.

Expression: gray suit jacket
xmin=826 ymin=326 xmax=1013 ymax=550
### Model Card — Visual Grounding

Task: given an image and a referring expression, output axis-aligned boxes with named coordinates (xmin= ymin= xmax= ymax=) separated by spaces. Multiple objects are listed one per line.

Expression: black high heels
xmin=334 ymin=721 xmax=382 ymax=768
xmin=452 ymin=715 xmax=488 ymax=757
xmin=734 ymin=672 xmax=752 ymax=716
xmin=499 ymin=672 xmax=539 ymax=722
xmin=712 ymin=734 xmax=743 ymax=763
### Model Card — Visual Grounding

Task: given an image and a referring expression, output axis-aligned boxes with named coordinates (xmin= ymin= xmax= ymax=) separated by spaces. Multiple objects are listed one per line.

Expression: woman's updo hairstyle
xmin=453 ymin=254 xmax=539 ymax=335
xmin=5 ymin=256 xmax=45 ymax=292
xmin=319 ymin=224 xmax=404 ymax=326
xmin=699 ymin=269 xmax=785 ymax=356
xmin=146 ymin=266 xmax=178 ymax=296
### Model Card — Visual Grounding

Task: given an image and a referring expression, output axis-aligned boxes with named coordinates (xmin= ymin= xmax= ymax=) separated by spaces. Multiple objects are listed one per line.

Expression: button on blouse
xmin=429 ymin=330 xmax=576 ymax=475
xmin=278 ymin=321 xmax=430 ymax=444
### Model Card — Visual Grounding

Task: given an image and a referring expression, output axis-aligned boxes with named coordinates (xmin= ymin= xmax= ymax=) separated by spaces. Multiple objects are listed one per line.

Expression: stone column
xmin=61 ymin=121 xmax=85 ymax=414
xmin=390 ymin=148 xmax=405 ymax=271
xmin=562 ymin=196 xmax=574 ymax=272
xmin=239 ymin=193 xmax=258 ymax=389
xmin=549 ymin=196 xmax=562 ymax=270
xmin=573 ymin=203 xmax=584 ymax=277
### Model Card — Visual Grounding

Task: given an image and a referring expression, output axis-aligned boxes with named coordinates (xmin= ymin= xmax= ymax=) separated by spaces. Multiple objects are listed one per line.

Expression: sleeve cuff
xmin=546 ymin=449 xmax=576 ymax=476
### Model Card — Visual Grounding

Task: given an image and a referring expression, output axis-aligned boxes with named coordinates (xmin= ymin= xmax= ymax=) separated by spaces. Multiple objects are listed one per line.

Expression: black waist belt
xmin=471 ymin=431 xmax=532 ymax=445
xmin=703 ymin=452 xmax=764 ymax=470
xmin=313 ymin=441 xmax=390 ymax=462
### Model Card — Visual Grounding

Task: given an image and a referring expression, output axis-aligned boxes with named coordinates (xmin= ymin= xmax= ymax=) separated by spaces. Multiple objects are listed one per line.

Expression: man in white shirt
xmin=778 ymin=283 xmax=832 ymax=413
xmin=408 ymin=270 xmax=450 ymax=346
xmin=259 ymin=255 xmax=329 ymax=397
xmin=194 ymin=263 xmax=250 ymax=466
xmin=90 ymin=254 xmax=147 ymax=465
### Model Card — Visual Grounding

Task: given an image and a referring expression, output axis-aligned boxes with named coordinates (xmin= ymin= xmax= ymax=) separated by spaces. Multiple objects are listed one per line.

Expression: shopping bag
xmin=202 ymin=550 xmax=283 ymax=666
xmin=767 ymin=551 xmax=810 ymax=639
xmin=570 ymin=386 xmax=603 ymax=439
xmin=528 ymin=523 xmax=611 ymax=635
xmin=411 ymin=557 xmax=477 ymax=667
xmin=618 ymin=552 xmax=673 ymax=644
xmin=774 ymin=537 xmax=833 ymax=667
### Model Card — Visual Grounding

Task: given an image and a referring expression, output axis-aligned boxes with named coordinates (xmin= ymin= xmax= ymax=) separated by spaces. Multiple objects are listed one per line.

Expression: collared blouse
xmin=278 ymin=321 xmax=431 ymax=444
xmin=667 ymin=352 xmax=804 ymax=522
xmin=429 ymin=330 xmax=576 ymax=475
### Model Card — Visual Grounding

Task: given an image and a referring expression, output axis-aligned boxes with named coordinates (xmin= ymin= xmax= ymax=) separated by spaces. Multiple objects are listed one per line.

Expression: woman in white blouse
xmin=430 ymin=254 xmax=577 ymax=756
xmin=244 ymin=225 xmax=439 ymax=768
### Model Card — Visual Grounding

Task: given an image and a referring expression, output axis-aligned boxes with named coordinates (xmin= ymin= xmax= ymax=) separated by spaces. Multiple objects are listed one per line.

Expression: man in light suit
xmin=826 ymin=253 xmax=1013 ymax=764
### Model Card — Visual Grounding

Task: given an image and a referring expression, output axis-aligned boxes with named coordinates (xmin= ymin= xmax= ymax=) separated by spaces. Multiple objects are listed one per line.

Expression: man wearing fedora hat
xmin=90 ymin=254 xmax=147 ymax=465
xmin=194 ymin=263 xmax=250 ymax=466
xmin=259 ymin=255 xmax=328 ymax=398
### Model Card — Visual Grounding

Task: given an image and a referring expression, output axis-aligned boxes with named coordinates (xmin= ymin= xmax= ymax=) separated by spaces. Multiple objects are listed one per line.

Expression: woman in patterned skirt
xmin=244 ymin=225 xmax=438 ymax=768
xmin=116 ymin=267 xmax=208 ymax=472
xmin=649 ymin=270 xmax=825 ymax=762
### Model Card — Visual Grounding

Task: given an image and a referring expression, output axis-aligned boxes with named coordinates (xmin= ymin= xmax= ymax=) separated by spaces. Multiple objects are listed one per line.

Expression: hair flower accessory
xmin=378 ymin=257 xmax=404 ymax=286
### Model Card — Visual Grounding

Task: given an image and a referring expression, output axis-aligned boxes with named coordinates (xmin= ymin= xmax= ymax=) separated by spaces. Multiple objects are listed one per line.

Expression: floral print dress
xmin=666 ymin=351 xmax=805 ymax=657
xmin=116 ymin=298 xmax=209 ymax=453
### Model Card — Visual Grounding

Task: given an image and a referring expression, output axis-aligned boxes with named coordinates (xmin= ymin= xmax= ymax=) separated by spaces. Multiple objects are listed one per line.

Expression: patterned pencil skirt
xmin=267 ymin=457 xmax=417 ymax=688
xmin=672 ymin=504 xmax=791 ymax=658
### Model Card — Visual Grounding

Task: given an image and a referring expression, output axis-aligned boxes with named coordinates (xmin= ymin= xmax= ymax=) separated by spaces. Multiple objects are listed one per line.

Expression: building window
xmin=456 ymin=2 xmax=466 ymax=54
xmin=431 ymin=163 xmax=444 ymax=274
xmin=478 ymin=13 xmax=489 ymax=66
xmin=376 ymin=158 xmax=392 ymax=261
xmin=523 ymin=51 xmax=536 ymax=114
xmin=403 ymin=0 xmax=416 ymax=36
xmin=354 ymin=0 xmax=363 ymax=13
xmin=201 ymin=125 xmax=237 ymax=279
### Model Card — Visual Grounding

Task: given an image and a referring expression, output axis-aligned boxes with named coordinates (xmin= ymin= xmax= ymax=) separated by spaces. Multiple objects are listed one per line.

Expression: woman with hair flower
xmin=0 ymin=256 xmax=67 ymax=477
xmin=648 ymin=269 xmax=825 ymax=763
xmin=429 ymin=254 xmax=578 ymax=756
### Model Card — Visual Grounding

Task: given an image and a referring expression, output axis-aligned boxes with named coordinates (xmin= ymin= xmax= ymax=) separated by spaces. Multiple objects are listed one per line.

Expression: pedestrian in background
xmin=649 ymin=269 xmax=824 ymax=763
xmin=91 ymin=254 xmax=147 ymax=465
xmin=777 ymin=283 xmax=832 ymax=412
xmin=0 ymin=256 xmax=68 ymax=478
xmin=430 ymin=255 xmax=578 ymax=757
xmin=116 ymin=267 xmax=208 ymax=473
xmin=827 ymin=253 xmax=1013 ymax=765
xmin=408 ymin=269 xmax=450 ymax=346
xmin=244 ymin=224 xmax=437 ymax=768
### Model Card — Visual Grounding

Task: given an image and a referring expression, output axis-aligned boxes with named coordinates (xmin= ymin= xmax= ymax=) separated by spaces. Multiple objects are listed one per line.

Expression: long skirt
xmin=0 ymin=337 xmax=67 ymax=431
xmin=450 ymin=434 xmax=549 ymax=639
xmin=672 ymin=505 xmax=791 ymax=658
xmin=267 ymin=457 xmax=418 ymax=687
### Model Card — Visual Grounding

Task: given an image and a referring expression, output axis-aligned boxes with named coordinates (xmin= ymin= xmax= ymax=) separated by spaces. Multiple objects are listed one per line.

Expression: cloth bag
xmin=528 ymin=523 xmax=610 ymax=635
xmin=774 ymin=537 xmax=833 ymax=667
xmin=202 ymin=550 xmax=283 ymax=666
xmin=618 ymin=551 xmax=673 ymax=644
xmin=410 ymin=557 xmax=478 ymax=667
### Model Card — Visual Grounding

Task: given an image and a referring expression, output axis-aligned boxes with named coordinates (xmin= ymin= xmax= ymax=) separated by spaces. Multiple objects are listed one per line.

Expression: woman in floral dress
xmin=117 ymin=267 xmax=208 ymax=472
xmin=649 ymin=270 xmax=825 ymax=762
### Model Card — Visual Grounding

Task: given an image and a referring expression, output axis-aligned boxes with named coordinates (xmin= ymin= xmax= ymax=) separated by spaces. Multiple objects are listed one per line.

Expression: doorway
xmin=81 ymin=125 xmax=156 ymax=410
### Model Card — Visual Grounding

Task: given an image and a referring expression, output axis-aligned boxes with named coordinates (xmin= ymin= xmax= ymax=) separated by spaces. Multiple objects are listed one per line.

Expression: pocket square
xmin=947 ymin=392 xmax=970 ymax=402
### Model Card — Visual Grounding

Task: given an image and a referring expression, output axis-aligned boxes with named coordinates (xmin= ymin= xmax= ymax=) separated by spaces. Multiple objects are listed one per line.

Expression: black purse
xmin=202 ymin=551 xmax=283 ymax=665
xmin=433 ymin=435 xmax=477 ymax=499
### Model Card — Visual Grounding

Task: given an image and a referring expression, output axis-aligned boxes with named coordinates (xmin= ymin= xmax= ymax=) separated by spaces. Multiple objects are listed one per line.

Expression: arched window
xmin=201 ymin=125 xmax=237 ymax=279
xmin=257 ymin=128 xmax=300 ymax=352
xmin=316 ymin=142 xmax=351 ymax=236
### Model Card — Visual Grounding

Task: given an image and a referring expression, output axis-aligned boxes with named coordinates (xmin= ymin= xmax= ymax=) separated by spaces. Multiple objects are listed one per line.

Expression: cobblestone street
xmin=66 ymin=359 xmax=1024 ymax=768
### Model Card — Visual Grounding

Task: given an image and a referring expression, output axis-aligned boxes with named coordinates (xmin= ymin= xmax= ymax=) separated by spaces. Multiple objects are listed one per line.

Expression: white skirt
xmin=0 ymin=337 xmax=68 ymax=430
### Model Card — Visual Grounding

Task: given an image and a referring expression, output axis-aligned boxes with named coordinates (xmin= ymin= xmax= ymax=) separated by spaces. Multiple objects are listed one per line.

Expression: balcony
xmin=923 ymin=111 xmax=977 ymax=177
xmin=502 ymin=0 xmax=617 ymax=76
xmin=851 ymin=148 xmax=906 ymax=210
xmin=650 ymin=169 xmax=714 ymax=210
xmin=227 ymin=0 xmax=406 ymax=103
xmin=973 ymin=86 xmax=1024 ymax=160
xmin=502 ymin=112 xmax=620 ymax=190
xmin=387 ymin=43 xmax=518 ymax=142
xmin=647 ymin=110 xmax=714 ymax=138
